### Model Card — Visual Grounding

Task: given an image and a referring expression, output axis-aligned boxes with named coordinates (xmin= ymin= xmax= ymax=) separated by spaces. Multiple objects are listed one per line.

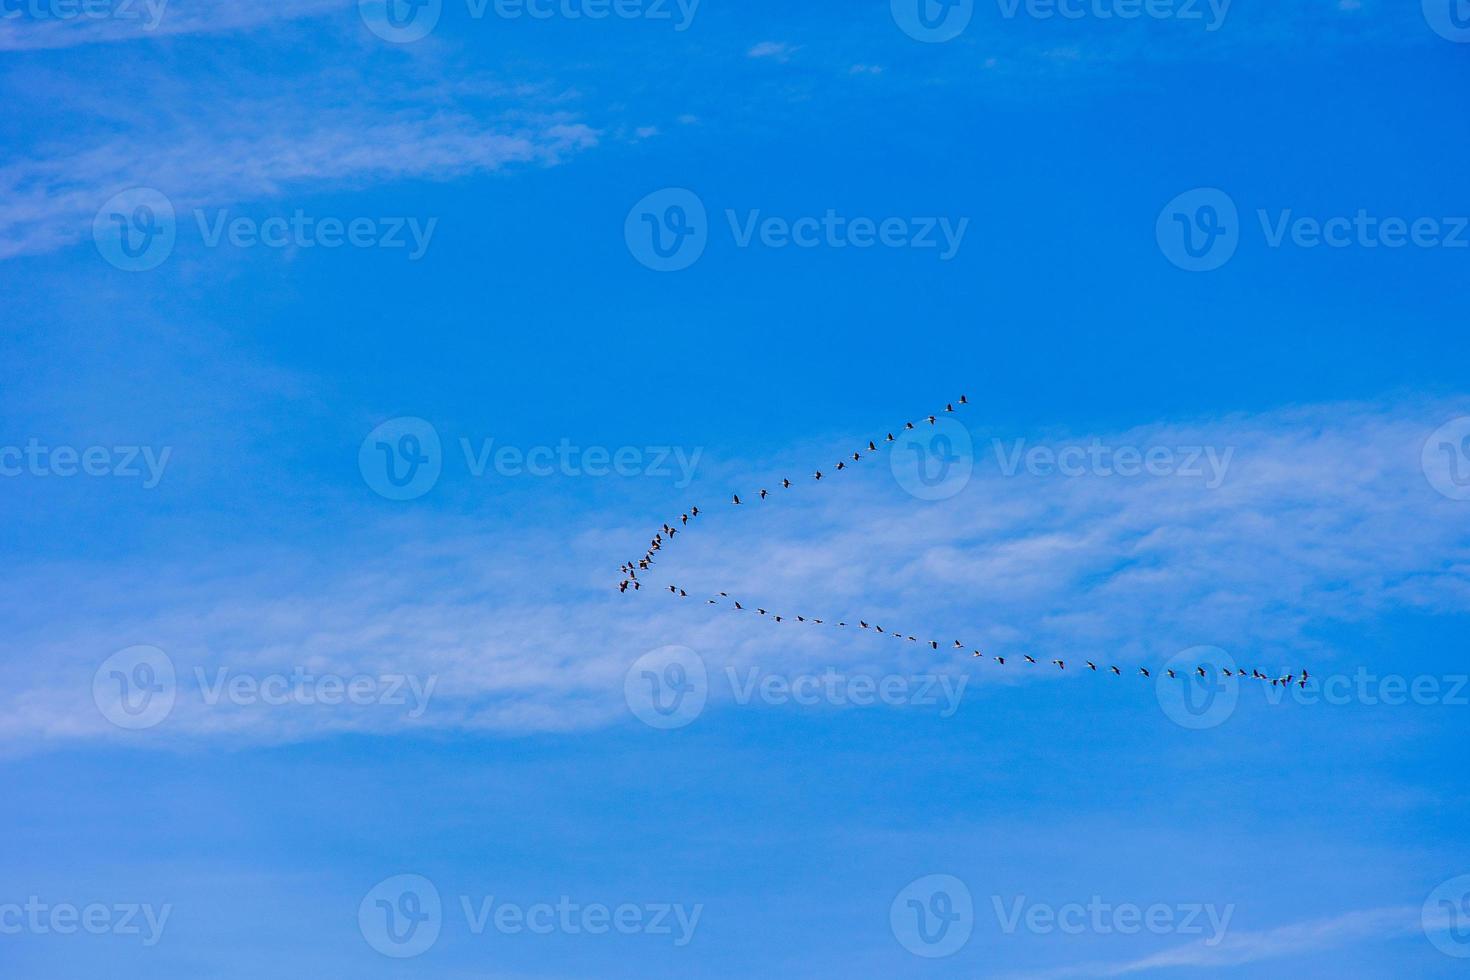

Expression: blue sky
xmin=3 ymin=1 xmax=1470 ymax=976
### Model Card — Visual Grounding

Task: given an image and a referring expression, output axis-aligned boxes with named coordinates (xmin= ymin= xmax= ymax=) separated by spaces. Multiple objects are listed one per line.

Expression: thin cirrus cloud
xmin=1 ymin=396 xmax=1466 ymax=749
xmin=0 ymin=0 xmax=348 ymax=51
xmin=1012 ymin=904 xmax=1438 ymax=978
xmin=0 ymin=86 xmax=600 ymax=260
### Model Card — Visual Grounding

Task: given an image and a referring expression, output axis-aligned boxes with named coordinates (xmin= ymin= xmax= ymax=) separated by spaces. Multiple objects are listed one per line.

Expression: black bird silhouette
xmin=905 ymin=422 xmax=915 ymax=430
xmin=1139 ymin=668 xmax=1150 ymax=677
xmin=835 ymin=462 xmax=846 ymax=471
xmin=1196 ymin=667 xmax=1208 ymax=677
xmin=734 ymin=601 xmax=742 ymax=609
xmin=958 ymin=394 xmax=968 ymax=404
xmin=759 ymin=489 xmax=768 ymax=499
xmin=886 ymin=433 xmax=895 ymax=442
xmin=1087 ymin=661 xmax=1097 ymax=671
xmin=782 ymin=479 xmax=792 ymax=489
xmin=945 ymin=404 xmax=955 ymax=412
xmin=1110 ymin=666 xmax=1121 ymax=676
xmin=930 ymin=640 xmax=939 ymax=649
xmin=1167 ymin=669 xmax=1177 ymax=679
xmin=691 ymin=506 xmax=699 ymax=516
xmin=679 ymin=589 xmax=687 ymax=597
xmin=926 ymin=415 xmax=937 ymax=425
xmin=1052 ymin=659 xmax=1065 ymax=669
xmin=868 ymin=441 xmax=877 ymax=451
xmin=1024 ymin=655 xmax=1037 ymax=664
xmin=619 ymin=581 xmax=628 ymax=593
xmin=732 ymin=494 xmax=741 ymax=505
xmin=814 ymin=470 xmax=823 ymax=480
xmin=996 ymin=656 xmax=1005 ymax=665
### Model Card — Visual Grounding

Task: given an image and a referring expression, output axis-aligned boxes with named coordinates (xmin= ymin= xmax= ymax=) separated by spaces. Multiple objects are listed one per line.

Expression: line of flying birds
xmin=616 ymin=394 xmax=1312 ymax=687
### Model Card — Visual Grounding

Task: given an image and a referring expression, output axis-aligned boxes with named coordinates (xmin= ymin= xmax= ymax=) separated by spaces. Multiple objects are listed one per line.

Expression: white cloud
xmin=747 ymin=40 xmax=795 ymax=61
xmin=1011 ymin=905 xmax=1432 ymax=978
xmin=0 ymin=0 xmax=346 ymax=51
xmin=2 ymin=397 xmax=1468 ymax=748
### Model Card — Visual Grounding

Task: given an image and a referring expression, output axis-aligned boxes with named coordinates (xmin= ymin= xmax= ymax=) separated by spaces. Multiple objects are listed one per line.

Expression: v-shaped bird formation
xmin=617 ymin=395 xmax=1312 ymax=690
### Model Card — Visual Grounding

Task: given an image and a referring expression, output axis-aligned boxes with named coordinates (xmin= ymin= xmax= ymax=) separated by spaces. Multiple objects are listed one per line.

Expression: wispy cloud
xmin=1010 ymin=904 xmax=1436 ymax=978
xmin=0 ymin=0 xmax=346 ymax=51
xmin=0 ymin=66 xmax=599 ymax=259
xmin=746 ymin=40 xmax=796 ymax=61
xmin=2 ymin=397 xmax=1467 ymax=748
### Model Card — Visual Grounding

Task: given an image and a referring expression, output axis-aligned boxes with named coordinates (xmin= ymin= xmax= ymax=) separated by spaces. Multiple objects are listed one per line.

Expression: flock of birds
xmin=617 ymin=394 xmax=1313 ymax=690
